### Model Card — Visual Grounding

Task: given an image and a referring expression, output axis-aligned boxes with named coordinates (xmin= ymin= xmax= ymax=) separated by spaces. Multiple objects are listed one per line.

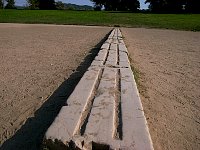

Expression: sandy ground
xmin=0 ymin=23 xmax=111 ymax=149
xmin=122 ymin=28 xmax=200 ymax=150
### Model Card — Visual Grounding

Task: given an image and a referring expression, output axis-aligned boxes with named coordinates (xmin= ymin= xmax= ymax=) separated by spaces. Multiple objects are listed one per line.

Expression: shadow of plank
xmin=1 ymin=30 xmax=112 ymax=150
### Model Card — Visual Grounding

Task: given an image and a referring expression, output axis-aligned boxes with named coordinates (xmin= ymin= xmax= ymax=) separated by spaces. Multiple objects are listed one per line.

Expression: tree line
xmin=91 ymin=0 xmax=140 ymax=11
xmin=0 ymin=0 xmax=16 ymax=9
xmin=0 ymin=0 xmax=56 ymax=9
xmin=0 ymin=0 xmax=199 ymax=13
xmin=0 ymin=0 xmax=84 ymax=10
xmin=91 ymin=0 xmax=199 ymax=13
xmin=146 ymin=0 xmax=200 ymax=13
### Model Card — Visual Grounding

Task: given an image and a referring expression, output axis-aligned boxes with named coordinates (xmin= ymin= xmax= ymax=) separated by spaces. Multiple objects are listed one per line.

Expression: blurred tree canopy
xmin=5 ymin=0 xmax=16 ymax=9
xmin=91 ymin=0 xmax=140 ymax=11
xmin=0 ymin=0 xmax=3 ymax=9
xmin=38 ymin=0 xmax=55 ymax=10
xmin=26 ymin=0 xmax=55 ymax=9
xmin=26 ymin=0 xmax=39 ymax=9
xmin=184 ymin=0 xmax=200 ymax=13
xmin=146 ymin=0 xmax=200 ymax=13
xmin=55 ymin=1 xmax=65 ymax=10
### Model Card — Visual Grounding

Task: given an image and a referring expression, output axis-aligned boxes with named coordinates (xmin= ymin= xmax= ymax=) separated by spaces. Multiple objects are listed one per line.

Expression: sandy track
xmin=122 ymin=28 xmax=200 ymax=150
xmin=0 ymin=24 xmax=111 ymax=149
xmin=44 ymin=29 xmax=153 ymax=149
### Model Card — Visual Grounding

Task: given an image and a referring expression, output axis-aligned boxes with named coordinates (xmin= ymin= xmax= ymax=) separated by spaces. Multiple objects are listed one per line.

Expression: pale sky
xmin=16 ymin=0 xmax=149 ymax=9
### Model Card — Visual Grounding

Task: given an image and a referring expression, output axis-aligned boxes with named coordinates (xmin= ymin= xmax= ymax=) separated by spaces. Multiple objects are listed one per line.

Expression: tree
xmin=26 ymin=0 xmax=39 ymax=9
xmin=91 ymin=0 xmax=140 ymax=11
xmin=5 ymin=0 xmax=15 ymax=9
xmin=38 ymin=0 xmax=55 ymax=10
xmin=91 ymin=0 xmax=104 ymax=10
xmin=0 ymin=0 xmax=3 ymax=9
xmin=185 ymin=0 xmax=200 ymax=13
xmin=146 ymin=0 xmax=183 ymax=13
xmin=164 ymin=0 xmax=183 ymax=13
xmin=124 ymin=0 xmax=140 ymax=11
xmin=55 ymin=1 xmax=65 ymax=10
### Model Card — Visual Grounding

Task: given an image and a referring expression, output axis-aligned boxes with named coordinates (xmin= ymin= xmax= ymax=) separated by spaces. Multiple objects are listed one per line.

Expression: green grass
xmin=0 ymin=10 xmax=200 ymax=31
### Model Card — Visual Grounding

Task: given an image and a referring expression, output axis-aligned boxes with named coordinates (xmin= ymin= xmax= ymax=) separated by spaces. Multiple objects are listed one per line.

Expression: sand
xmin=121 ymin=28 xmax=200 ymax=150
xmin=1 ymin=24 xmax=199 ymax=150
xmin=0 ymin=23 xmax=111 ymax=149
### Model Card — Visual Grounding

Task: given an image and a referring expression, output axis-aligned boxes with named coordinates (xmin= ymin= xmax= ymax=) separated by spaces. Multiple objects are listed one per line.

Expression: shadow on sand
xmin=1 ymin=30 xmax=112 ymax=150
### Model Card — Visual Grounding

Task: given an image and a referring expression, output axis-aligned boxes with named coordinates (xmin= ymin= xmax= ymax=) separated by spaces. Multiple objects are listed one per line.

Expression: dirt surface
xmin=122 ymin=28 xmax=200 ymax=150
xmin=44 ymin=29 xmax=153 ymax=150
xmin=0 ymin=23 xmax=111 ymax=149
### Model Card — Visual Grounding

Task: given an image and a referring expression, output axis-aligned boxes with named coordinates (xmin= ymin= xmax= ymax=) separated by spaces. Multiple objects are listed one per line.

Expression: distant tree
xmin=91 ymin=0 xmax=140 ymax=11
xmin=26 ymin=0 xmax=39 ymax=9
xmin=55 ymin=1 xmax=65 ymax=10
xmin=146 ymin=0 xmax=171 ymax=13
xmin=0 ymin=0 xmax=3 ymax=9
xmin=185 ymin=0 xmax=200 ymax=13
xmin=164 ymin=0 xmax=183 ymax=13
xmin=38 ymin=0 xmax=55 ymax=10
xmin=91 ymin=0 xmax=104 ymax=10
xmin=66 ymin=6 xmax=75 ymax=10
xmin=146 ymin=0 xmax=183 ymax=13
xmin=104 ymin=0 xmax=118 ymax=11
xmin=94 ymin=5 xmax=102 ymax=11
xmin=124 ymin=0 xmax=140 ymax=11
xmin=5 ymin=0 xmax=15 ymax=9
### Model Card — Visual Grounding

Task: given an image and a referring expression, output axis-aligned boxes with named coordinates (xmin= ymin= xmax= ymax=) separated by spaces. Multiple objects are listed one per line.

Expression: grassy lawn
xmin=0 ymin=10 xmax=200 ymax=31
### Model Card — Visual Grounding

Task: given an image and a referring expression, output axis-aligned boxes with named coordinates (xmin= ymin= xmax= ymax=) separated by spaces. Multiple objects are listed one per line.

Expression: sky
xmin=16 ymin=0 xmax=149 ymax=9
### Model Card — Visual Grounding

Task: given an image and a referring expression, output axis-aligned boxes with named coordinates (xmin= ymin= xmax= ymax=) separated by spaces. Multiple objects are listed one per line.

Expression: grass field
xmin=0 ymin=10 xmax=200 ymax=31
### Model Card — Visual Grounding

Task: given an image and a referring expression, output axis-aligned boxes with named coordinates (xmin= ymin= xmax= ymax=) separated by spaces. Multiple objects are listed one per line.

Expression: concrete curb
xmin=43 ymin=28 xmax=154 ymax=150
